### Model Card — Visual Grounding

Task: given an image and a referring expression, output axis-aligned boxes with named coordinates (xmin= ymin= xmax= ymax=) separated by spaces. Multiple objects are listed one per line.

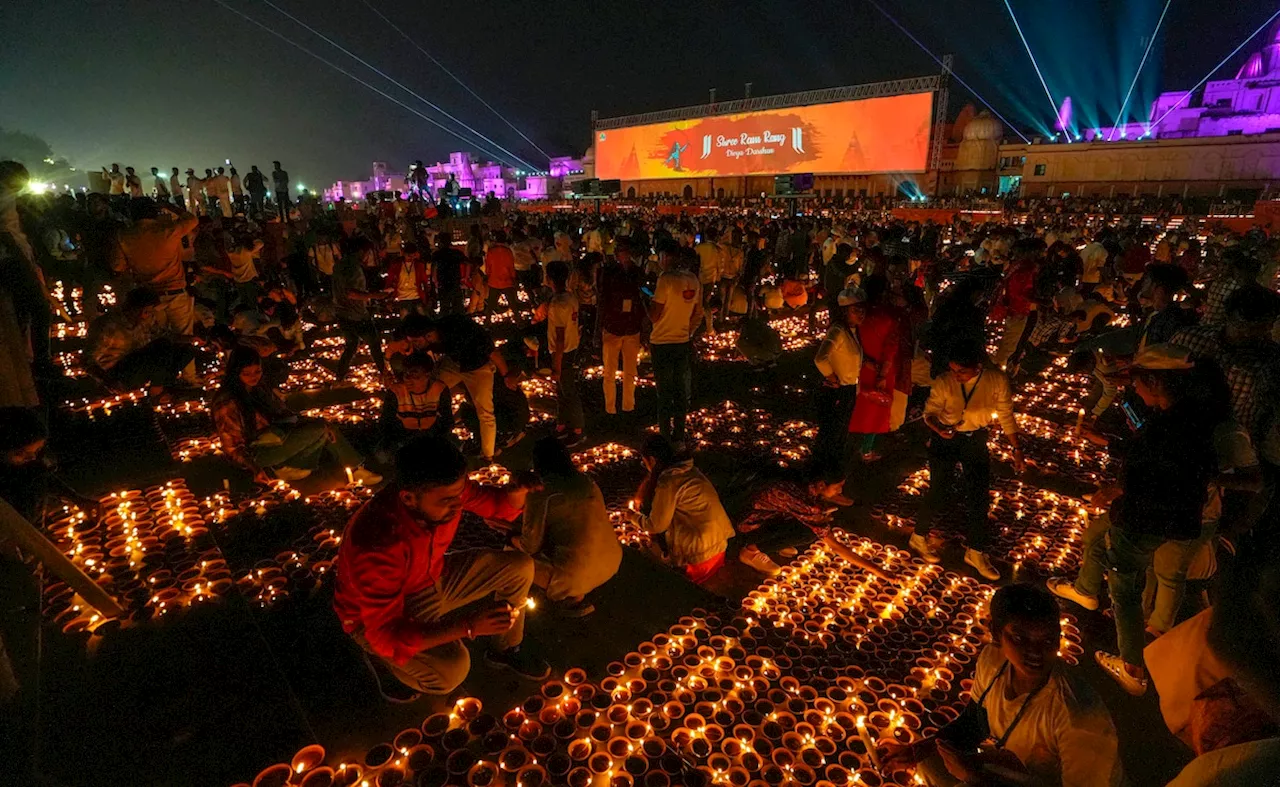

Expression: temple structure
xmin=1090 ymin=21 xmax=1280 ymax=141
xmin=324 ymin=153 xmax=587 ymax=203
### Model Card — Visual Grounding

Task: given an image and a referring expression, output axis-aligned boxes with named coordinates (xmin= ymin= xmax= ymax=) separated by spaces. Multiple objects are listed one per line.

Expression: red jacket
xmin=333 ymin=483 xmax=520 ymax=664
xmin=386 ymin=257 xmax=431 ymax=302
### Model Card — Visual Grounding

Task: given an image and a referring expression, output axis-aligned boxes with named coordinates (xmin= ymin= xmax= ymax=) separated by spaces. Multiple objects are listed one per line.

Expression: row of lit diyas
xmin=881 ymin=469 xmax=1091 ymax=578
xmin=990 ymin=413 xmax=1115 ymax=484
xmin=43 ymin=480 xmax=230 ymax=633
xmin=696 ymin=314 xmax=827 ymax=363
xmin=672 ymin=401 xmax=817 ymax=468
xmin=205 ymin=484 xmax=374 ymax=609
xmin=1011 ymin=356 xmax=1095 ymax=423
xmin=233 ymin=532 xmax=1082 ymax=787
xmin=581 ymin=366 xmax=656 ymax=388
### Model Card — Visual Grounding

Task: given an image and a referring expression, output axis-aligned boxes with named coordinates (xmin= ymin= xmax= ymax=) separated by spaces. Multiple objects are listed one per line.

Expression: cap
xmin=837 ymin=287 xmax=867 ymax=307
xmin=1132 ymin=343 xmax=1194 ymax=371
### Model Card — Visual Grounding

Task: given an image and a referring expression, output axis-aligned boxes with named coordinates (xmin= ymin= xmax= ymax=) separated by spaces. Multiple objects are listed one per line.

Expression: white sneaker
xmin=739 ymin=546 xmax=782 ymax=576
xmin=351 ymin=468 xmax=384 ymax=486
xmin=908 ymin=533 xmax=941 ymax=564
xmin=964 ymin=549 xmax=1001 ymax=581
xmin=273 ymin=466 xmax=312 ymax=481
xmin=1095 ymin=650 xmax=1148 ymax=696
xmin=1046 ymin=577 xmax=1099 ymax=611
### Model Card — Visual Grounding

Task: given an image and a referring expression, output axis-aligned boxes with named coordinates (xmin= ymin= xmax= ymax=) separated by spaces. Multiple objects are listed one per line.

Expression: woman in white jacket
xmin=629 ymin=435 xmax=735 ymax=585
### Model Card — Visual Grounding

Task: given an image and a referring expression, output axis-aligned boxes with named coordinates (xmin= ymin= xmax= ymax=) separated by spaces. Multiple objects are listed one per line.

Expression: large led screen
xmin=594 ymin=91 xmax=933 ymax=180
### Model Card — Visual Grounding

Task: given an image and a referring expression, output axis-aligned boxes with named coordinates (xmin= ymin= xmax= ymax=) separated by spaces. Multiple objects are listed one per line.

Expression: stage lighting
xmin=1110 ymin=0 xmax=1172 ymax=141
xmin=26 ymin=182 xmax=50 ymax=195
xmin=1003 ymin=0 xmax=1061 ymax=133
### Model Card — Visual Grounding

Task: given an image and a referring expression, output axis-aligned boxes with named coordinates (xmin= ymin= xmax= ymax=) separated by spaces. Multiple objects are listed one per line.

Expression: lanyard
xmin=958 ymin=369 xmax=984 ymax=418
xmin=978 ymin=661 xmax=1048 ymax=750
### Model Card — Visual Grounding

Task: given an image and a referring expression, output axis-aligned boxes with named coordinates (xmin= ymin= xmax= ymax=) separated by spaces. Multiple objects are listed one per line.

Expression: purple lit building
xmin=1089 ymin=22 xmax=1280 ymax=141
xmin=323 ymin=152 xmax=586 ymax=203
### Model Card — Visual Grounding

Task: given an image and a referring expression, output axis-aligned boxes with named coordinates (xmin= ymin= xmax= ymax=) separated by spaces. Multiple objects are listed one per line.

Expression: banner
xmin=595 ymin=92 xmax=933 ymax=180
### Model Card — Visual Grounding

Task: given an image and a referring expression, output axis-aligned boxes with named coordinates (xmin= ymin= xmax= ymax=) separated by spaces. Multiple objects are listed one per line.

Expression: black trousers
xmin=335 ymin=318 xmax=386 ymax=379
xmin=651 ymin=342 xmax=692 ymax=440
xmin=813 ymin=383 xmax=857 ymax=483
xmin=916 ymin=429 xmax=992 ymax=551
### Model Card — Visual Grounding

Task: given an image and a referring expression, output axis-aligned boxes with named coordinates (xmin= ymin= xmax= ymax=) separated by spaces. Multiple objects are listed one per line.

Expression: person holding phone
xmin=333 ymin=435 xmax=549 ymax=702
xmin=881 ymin=584 xmax=1123 ymax=787
xmin=1048 ymin=345 xmax=1228 ymax=697
xmin=910 ymin=339 xmax=1023 ymax=581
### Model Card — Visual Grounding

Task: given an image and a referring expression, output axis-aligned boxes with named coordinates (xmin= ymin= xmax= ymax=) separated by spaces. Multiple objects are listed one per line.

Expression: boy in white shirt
xmin=546 ymin=261 xmax=583 ymax=446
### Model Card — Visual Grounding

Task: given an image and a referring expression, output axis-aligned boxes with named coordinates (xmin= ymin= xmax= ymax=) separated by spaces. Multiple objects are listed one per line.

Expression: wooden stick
xmin=0 ymin=498 xmax=123 ymax=619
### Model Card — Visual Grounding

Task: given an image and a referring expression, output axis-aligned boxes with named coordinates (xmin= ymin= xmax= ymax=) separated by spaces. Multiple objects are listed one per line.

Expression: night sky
xmin=1 ymin=0 xmax=1274 ymax=187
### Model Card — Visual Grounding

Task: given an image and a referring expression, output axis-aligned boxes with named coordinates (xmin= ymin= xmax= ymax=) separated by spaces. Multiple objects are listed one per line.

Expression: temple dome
xmin=962 ymin=112 xmax=1003 ymax=142
xmin=1237 ymin=51 xmax=1265 ymax=79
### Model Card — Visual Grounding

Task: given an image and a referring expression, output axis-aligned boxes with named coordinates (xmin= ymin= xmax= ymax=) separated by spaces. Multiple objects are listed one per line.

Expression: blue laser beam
xmin=1002 ymin=0 xmax=1062 ymax=137
xmin=1149 ymin=7 xmax=1280 ymax=132
xmin=359 ymin=0 xmax=551 ymax=161
xmin=1109 ymin=0 xmax=1171 ymax=141
xmin=210 ymin=0 xmax=519 ymax=166
xmin=864 ymin=0 xmax=1030 ymax=143
xmin=258 ymin=0 xmax=540 ymax=171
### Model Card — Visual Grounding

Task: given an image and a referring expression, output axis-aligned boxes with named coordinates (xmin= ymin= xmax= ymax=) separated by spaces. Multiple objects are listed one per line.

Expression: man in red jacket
xmin=334 ymin=435 xmax=549 ymax=701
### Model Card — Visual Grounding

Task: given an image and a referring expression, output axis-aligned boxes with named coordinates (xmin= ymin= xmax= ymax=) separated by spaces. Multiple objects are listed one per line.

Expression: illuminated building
xmin=323 ymin=153 xmax=585 ymax=202
xmin=1094 ymin=21 xmax=1280 ymax=142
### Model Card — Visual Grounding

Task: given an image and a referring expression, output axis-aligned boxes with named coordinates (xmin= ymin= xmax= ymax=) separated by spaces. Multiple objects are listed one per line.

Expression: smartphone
xmin=640 ymin=286 xmax=655 ymax=298
xmin=1121 ymin=401 xmax=1145 ymax=431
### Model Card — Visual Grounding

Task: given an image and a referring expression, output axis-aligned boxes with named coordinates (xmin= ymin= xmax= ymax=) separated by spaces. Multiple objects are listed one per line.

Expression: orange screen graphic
xmin=594 ymin=92 xmax=933 ymax=180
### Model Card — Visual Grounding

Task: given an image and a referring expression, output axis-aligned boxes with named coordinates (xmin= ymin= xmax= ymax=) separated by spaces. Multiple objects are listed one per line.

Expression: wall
xmin=1001 ymin=134 xmax=1280 ymax=198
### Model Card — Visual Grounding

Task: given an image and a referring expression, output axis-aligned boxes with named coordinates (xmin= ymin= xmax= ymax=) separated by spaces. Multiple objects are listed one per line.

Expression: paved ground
xmin=28 ymin=329 xmax=1192 ymax=787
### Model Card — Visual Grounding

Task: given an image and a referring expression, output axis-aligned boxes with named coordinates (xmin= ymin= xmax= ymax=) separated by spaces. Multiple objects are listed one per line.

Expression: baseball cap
xmin=1133 ymin=343 xmax=1194 ymax=371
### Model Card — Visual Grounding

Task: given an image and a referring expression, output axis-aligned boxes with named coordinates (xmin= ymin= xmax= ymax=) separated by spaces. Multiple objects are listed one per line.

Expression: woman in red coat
xmin=848 ymin=275 xmax=904 ymax=460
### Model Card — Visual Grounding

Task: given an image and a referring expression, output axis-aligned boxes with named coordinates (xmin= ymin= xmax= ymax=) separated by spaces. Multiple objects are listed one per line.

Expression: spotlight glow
xmin=1109 ymin=0 xmax=1172 ymax=141
xmin=1002 ymin=0 xmax=1061 ymax=133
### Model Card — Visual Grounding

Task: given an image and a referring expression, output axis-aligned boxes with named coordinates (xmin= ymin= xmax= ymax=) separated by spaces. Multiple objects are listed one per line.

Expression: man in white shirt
xmin=207 ymin=167 xmax=232 ymax=218
xmin=883 ymin=584 xmax=1124 ymax=787
xmin=168 ymin=167 xmax=184 ymax=208
xmin=812 ymin=287 xmax=866 ymax=506
xmin=124 ymin=167 xmax=144 ymax=198
xmin=228 ymin=167 xmax=244 ymax=213
xmin=185 ymin=169 xmax=204 ymax=215
xmin=648 ymin=242 xmax=702 ymax=442
xmin=150 ymin=167 xmax=170 ymax=201
xmin=546 ymin=261 xmax=583 ymax=446
xmin=911 ymin=341 xmax=1024 ymax=580
xmin=102 ymin=163 xmax=125 ymax=196
xmin=1080 ymin=234 xmax=1108 ymax=290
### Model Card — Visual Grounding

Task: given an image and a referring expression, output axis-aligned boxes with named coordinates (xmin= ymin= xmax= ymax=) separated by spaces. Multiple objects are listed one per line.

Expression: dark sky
xmin=1 ymin=0 xmax=1274 ymax=186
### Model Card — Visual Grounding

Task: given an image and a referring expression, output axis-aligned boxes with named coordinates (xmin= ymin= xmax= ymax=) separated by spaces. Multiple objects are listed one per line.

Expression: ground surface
xmin=29 ymin=322 xmax=1192 ymax=787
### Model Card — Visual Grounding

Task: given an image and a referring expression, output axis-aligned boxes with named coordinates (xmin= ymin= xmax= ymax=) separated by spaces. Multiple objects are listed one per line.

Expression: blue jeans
xmin=1106 ymin=526 xmax=1166 ymax=667
xmin=650 ymin=342 xmax=692 ymax=440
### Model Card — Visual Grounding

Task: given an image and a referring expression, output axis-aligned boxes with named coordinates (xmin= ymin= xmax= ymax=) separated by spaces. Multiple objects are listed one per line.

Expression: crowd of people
xmin=3 ymin=153 xmax=1280 ymax=786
